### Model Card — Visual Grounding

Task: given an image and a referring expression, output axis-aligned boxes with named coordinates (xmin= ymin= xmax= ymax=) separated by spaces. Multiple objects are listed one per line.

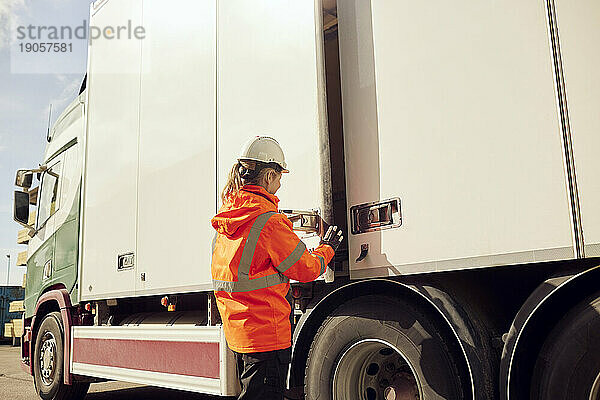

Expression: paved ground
xmin=0 ymin=344 xmax=223 ymax=400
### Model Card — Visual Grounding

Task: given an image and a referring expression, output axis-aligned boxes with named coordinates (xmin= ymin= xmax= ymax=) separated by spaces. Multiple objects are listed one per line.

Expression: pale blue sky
xmin=0 ymin=0 xmax=93 ymax=285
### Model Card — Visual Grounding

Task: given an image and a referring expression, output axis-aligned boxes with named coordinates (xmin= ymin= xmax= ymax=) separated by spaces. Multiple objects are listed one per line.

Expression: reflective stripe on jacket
xmin=211 ymin=185 xmax=334 ymax=353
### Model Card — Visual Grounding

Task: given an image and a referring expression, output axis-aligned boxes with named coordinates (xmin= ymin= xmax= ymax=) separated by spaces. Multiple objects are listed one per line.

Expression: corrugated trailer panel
xmin=554 ymin=0 xmax=600 ymax=256
xmin=135 ymin=0 xmax=216 ymax=295
xmin=339 ymin=0 xmax=574 ymax=277
xmin=81 ymin=0 xmax=142 ymax=300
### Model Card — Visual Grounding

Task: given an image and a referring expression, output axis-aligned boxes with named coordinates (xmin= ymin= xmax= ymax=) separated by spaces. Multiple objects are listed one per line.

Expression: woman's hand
xmin=320 ymin=225 xmax=344 ymax=252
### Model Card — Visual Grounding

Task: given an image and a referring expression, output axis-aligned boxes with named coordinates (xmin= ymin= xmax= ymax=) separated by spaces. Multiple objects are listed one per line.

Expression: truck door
xmin=216 ymin=0 xmax=328 ymax=247
xmin=339 ymin=0 xmax=575 ymax=276
xmin=81 ymin=0 xmax=142 ymax=300
xmin=134 ymin=0 xmax=217 ymax=295
xmin=25 ymin=157 xmax=62 ymax=306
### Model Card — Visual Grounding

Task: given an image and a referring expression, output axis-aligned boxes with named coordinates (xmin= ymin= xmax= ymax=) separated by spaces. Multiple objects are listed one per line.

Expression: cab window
xmin=37 ymin=162 xmax=61 ymax=229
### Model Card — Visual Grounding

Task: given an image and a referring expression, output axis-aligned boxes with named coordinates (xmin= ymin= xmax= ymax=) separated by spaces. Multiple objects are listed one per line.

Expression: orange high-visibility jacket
xmin=211 ymin=185 xmax=335 ymax=353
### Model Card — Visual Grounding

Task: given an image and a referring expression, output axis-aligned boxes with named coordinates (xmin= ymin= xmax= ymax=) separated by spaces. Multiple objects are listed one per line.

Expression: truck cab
xmin=15 ymin=92 xmax=86 ymax=315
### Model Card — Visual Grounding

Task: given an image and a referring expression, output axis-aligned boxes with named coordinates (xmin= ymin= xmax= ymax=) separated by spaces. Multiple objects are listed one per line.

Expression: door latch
xmin=280 ymin=209 xmax=320 ymax=234
xmin=351 ymin=198 xmax=402 ymax=234
xmin=117 ymin=252 xmax=134 ymax=271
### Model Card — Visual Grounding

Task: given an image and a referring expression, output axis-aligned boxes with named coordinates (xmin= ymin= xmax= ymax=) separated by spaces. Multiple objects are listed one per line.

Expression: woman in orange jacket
xmin=211 ymin=136 xmax=343 ymax=400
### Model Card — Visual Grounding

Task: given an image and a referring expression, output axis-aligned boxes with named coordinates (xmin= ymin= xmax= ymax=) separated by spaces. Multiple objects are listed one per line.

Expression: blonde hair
xmin=221 ymin=160 xmax=278 ymax=202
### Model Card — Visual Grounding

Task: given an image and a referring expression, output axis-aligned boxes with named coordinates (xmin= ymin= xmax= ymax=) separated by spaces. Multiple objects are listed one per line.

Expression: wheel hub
xmin=38 ymin=332 xmax=57 ymax=386
xmin=332 ymin=339 xmax=421 ymax=400
xmin=383 ymin=372 xmax=420 ymax=400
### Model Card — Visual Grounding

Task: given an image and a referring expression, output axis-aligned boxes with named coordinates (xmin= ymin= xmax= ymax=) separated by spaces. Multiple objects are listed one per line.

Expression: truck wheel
xmin=530 ymin=293 xmax=600 ymax=399
xmin=304 ymin=295 xmax=466 ymax=399
xmin=33 ymin=312 xmax=89 ymax=400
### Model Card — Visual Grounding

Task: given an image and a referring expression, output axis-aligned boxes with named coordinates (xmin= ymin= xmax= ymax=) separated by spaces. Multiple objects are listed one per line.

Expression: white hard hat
xmin=238 ymin=136 xmax=289 ymax=173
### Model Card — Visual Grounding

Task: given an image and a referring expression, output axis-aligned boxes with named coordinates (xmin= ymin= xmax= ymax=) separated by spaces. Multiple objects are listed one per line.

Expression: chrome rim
xmin=332 ymin=339 xmax=421 ymax=400
xmin=589 ymin=371 xmax=600 ymax=400
xmin=38 ymin=331 xmax=57 ymax=386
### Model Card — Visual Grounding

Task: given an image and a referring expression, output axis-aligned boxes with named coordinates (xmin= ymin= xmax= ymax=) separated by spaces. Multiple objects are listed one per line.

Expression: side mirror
xmin=15 ymin=170 xmax=33 ymax=189
xmin=14 ymin=191 xmax=34 ymax=233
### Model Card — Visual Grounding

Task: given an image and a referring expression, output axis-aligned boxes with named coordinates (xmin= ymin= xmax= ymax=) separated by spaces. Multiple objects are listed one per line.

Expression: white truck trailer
xmin=12 ymin=0 xmax=600 ymax=399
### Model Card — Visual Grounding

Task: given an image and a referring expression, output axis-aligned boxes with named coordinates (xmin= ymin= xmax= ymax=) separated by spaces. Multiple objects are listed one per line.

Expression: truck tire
xmin=33 ymin=312 xmax=89 ymax=400
xmin=304 ymin=295 xmax=466 ymax=399
xmin=530 ymin=293 xmax=600 ymax=399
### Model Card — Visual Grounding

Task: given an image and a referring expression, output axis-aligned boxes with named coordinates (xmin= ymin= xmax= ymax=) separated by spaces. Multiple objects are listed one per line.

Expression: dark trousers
xmin=233 ymin=347 xmax=291 ymax=400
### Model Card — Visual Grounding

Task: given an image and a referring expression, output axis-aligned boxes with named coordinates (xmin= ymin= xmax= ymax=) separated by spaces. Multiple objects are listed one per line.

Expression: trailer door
xmin=81 ymin=0 xmax=142 ymax=300
xmin=339 ymin=0 xmax=575 ymax=276
xmin=134 ymin=0 xmax=216 ymax=296
xmin=216 ymin=0 xmax=327 ymax=239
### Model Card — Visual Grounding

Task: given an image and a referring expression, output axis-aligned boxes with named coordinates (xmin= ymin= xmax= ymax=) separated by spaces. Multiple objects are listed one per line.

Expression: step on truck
xmin=12 ymin=0 xmax=600 ymax=399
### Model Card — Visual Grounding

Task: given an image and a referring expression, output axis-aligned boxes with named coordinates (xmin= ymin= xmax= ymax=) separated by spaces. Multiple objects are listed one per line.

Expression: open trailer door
xmin=216 ymin=0 xmax=329 ymax=248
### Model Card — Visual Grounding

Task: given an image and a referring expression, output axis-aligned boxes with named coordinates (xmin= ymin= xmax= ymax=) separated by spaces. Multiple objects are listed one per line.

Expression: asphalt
xmin=0 ymin=344 xmax=224 ymax=400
